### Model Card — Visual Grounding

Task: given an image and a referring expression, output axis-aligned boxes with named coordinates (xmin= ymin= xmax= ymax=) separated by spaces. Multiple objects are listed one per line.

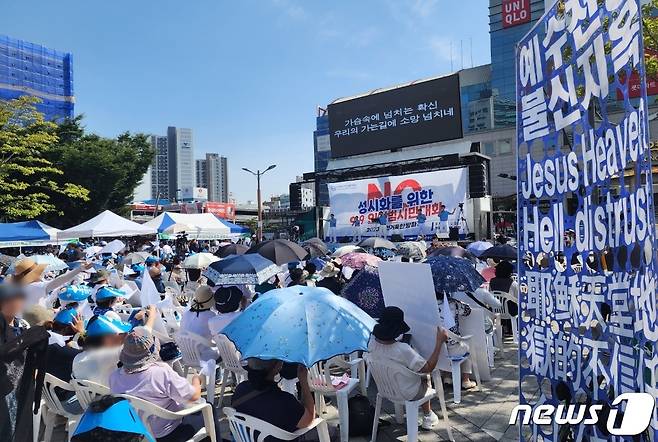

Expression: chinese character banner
xmin=327 ymin=168 xmax=467 ymax=239
xmin=516 ymin=0 xmax=658 ymax=440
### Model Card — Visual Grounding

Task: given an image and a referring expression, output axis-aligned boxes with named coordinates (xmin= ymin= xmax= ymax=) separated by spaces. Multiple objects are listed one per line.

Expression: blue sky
xmin=0 ymin=0 xmax=491 ymax=202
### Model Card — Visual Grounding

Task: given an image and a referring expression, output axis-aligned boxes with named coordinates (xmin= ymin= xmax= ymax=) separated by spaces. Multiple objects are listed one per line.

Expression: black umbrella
xmin=247 ymin=239 xmax=309 ymax=265
xmin=357 ymin=237 xmax=397 ymax=250
xmin=430 ymin=246 xmax=476 ymax=262
xmin=302 ymin=238 xmax=329 ymax=258
xmin=480 ymin=244 xmax=518 ymax=260
xmin=215 ymin=243 xmax=248 ymax=258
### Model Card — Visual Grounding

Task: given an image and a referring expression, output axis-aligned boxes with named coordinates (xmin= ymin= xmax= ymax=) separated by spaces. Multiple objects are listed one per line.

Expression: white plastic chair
xmin=364 ymin=355 xmax=453 ymax=442
xmin=212 ymin=333 xmax=248 ymax=406
xmin=174 ymin=331 xmax=217 ymax=405
xmin=42 ymin=373 xmax=83 ymax=442
xmin=120 ymin=393 xmax=216 ymax=442
xmin=308 ymin=356 xmax=360 ymax=442
xmin=440 ymin=330 xmax=481 ymax=404
xmin=70 ymin=378 xmax=111 ymax=409
xmin=491 ymin=290 xmax=519 ymax=344
xmin=223 ymin=407 xmax=330 ymax=442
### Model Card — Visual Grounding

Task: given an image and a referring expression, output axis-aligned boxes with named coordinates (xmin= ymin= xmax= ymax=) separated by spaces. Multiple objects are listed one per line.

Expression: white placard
xmin=379 ymin=261 xmax=439 ymax=359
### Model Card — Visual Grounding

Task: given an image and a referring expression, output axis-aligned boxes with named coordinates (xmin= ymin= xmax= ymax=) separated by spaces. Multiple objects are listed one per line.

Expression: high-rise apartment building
xmin=150 ymin=135 xmax=169 ymax=199
xmin=0 ymin=35 xmax=74 ymax=120
xmin=195 ymin=159 xmax=207 ymax=189
xmin=195 ymin=153 xmax=229 ymax=202
xmin=144 ymin=128 xmax=195 ymax=200
xmin=167 ymin=127 xmax=195 ymax=200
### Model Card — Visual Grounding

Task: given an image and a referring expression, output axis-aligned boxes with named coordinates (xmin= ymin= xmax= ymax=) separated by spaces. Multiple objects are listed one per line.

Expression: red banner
xmin=502 ymin=0 xmax=530 ymax=28
xmin=204 ymin=202 xmax=236 ymax=220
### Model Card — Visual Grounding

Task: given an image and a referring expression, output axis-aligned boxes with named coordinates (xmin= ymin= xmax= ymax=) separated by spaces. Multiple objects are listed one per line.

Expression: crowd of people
xmin=0 ymin=231 xmax=517 ymax=442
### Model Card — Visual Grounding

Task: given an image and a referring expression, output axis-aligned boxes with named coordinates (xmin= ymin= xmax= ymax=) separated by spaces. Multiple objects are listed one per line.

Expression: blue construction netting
xmin=0 ymin=34 xmax=74 ymax=120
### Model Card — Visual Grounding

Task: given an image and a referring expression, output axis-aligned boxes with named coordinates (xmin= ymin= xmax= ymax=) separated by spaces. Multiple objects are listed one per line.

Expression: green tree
xmin=0 ymin=96 xmax=88 ymax=221
xmin=42 ymin=117 xmax=154 ymax=227
xmin=643 ymin=0 xmax=658 ymax=78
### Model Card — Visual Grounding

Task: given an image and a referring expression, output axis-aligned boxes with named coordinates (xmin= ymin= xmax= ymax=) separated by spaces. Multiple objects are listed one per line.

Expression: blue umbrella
xmin=467 ymin=241 xmax=493 ymax=257
xmin=426 ymin=255 xmax=485 ymax=293
xmin=204 ymin=253 xmax=279 ymax=285
xmin=341 ymin=265 xmax=385 ymax=318
xmin=221 ymin=286 xmax=376 ymax=367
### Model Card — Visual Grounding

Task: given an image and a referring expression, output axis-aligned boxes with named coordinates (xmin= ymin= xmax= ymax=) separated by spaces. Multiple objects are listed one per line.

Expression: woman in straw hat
xmin=179 ymin=285 xmax=219 ymax=360
xmin=10 ymin=257 xmax=91 ymax=309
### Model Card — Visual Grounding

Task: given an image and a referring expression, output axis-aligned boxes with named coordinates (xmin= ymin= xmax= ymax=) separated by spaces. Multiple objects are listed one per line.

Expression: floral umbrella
xmin=340 ymin=252 xmax=382 ymax=269
xmin=425 ymin=255 xmax=485 ymax=293
xmin=341 ymin=265 xmax=385 ymax=318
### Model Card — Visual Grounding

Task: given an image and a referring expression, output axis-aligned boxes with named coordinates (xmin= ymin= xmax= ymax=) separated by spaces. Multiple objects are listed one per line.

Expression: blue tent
xmin=216 ymin=217 xmax=250 ymax=234
xmin=0 ymin=220 xmax=59 ymax=242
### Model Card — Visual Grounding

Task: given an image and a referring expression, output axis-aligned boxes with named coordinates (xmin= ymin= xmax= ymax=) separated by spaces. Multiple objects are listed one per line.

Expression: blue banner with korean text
xmin=516 ymin=0 xmax=658 ymax=440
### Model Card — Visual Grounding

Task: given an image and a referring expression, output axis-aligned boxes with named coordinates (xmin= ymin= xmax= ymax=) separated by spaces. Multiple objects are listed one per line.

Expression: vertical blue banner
xmin=516 ymin=0 xmax=658 ymax=440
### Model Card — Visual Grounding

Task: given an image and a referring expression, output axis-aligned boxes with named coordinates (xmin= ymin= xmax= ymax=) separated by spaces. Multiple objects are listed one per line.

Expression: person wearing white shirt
xmin=11 ymin=258 xmax=90 ymax=309
xmin=208 ymin=286 xmax=243 ymax=336
xmin=72 ymin=312 xmax=135 ymax=386
xmin=180 ymin=286 xmax=219 ymax=360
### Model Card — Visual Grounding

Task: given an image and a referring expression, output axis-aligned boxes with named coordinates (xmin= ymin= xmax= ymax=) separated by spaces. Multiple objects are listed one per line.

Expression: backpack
xmin=348 ymin=395 xmax=375 ymax=437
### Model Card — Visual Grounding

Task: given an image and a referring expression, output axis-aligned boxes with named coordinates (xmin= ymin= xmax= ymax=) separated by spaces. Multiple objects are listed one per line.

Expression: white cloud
xmin=428 ymin=37 xmax=454 ymax=63
xmin=271 ymin=0 xmax=307 ymax=20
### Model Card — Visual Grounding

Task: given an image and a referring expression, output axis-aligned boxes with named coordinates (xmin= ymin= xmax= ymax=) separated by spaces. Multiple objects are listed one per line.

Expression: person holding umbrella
xmin=368 ymin=307 xmax=448 ymax=430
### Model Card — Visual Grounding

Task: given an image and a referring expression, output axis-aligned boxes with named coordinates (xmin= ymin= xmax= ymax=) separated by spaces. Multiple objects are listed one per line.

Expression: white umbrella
xmin=100 ymin=239 xmax=126 ymax=255
xmin=125 ymin=252 xmax=150 ymax=264
xmin=183 ymin=253 xmax=219 ymax=269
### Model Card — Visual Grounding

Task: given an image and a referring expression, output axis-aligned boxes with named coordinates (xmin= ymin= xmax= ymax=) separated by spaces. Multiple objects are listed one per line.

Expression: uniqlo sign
xmin=502 ymin=0 xmax=530 ymax=28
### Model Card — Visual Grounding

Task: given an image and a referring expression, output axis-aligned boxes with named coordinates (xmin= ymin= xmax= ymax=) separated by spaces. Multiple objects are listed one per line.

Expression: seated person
xmin=94 ymin=286 xmax=125 ymax=316
xmin=367 ymin=306 xmax=448 ymax=430
xmin=316 ymin=263 xmax=344 ymax=296
xmin=71 ymin=395 xmax=155 ymax=442
xmin=232 ymin=358 xmax=315 ymax=438
xmin=488 ymin=260 xmax=519 ymax=315
xmin=208 ymin=286 xmax=243 ymax=336
xmin=179 ymin=286 xmax=219 ymax=360
xmin=72 ymin=311 xmax=140 ymax=386
xmin=452 ymin=288 xmax=502 ymax=334
xmin=109 ymin=327 xmax=203 ymax=442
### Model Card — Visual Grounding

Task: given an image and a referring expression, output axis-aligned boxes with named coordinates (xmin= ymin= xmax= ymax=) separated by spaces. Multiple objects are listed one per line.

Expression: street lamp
xmin=242 ymin=165 xmax=276 ymax=242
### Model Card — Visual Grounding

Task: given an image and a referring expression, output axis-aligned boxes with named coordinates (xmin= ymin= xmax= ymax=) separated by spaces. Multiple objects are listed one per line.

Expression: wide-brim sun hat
xmin=72 ymin=397 xmax=155 ymax=442
xmin=191 ymin=285 xmax=215 ymax=312
xmin=11 ymin=258 xmax=48 ymax=285
xmin=54 ymin=306 xmax=79 ymax=326
xmin=119 ymin=326 xmax=160 ymax=374
xmin=90 ymin=269 xmax=110 ymax=284
xmin=372 ymin=306 xmax=411 ymax=341
xmin=95 ymin=286 xmax=124 ymax=302
xmin=319 ymin=263 xmax=340 ymax=278
xmin=59 ymin=285 xmax=92 ymax=303
xmin=85 ymin=314 xmax=132 ymax=337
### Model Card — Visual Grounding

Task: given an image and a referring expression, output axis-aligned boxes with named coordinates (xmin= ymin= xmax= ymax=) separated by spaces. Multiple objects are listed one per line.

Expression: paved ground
xmin=50 ymin=337 xmax=520 ymax=442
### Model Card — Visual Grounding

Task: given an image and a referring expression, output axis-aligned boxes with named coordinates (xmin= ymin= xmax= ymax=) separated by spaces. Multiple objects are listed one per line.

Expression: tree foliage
xmin=42 ymin=117 xmax=154 ymax=227
xmin=0 ymin=96 xmax=89 ymax=221
xmin=643 ymin=0 xmax=658 ymax=78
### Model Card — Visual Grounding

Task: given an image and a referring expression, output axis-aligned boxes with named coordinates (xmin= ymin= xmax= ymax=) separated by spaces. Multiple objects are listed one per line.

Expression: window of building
xmin=498 ymin=139 xmax=512 ymax=155
xmin=483 ymin=142 xmax=495 ymax=156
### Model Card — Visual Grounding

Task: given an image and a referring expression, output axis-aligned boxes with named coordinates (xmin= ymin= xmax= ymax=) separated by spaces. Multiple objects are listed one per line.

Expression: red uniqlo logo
xmin=502 ymin=0 xmax=530 ymax=28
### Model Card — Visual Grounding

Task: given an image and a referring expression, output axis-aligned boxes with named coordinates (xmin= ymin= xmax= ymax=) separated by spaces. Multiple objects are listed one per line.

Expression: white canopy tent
xmin=57 ymin=210 xmax=157 ymax=239
xmin=143 ymin=212 xmax=233 ymax=239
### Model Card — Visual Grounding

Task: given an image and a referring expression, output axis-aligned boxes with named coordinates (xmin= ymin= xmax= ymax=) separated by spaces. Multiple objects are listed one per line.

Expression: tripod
xmin=455 ymin=204 xmax=469 ymax=235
